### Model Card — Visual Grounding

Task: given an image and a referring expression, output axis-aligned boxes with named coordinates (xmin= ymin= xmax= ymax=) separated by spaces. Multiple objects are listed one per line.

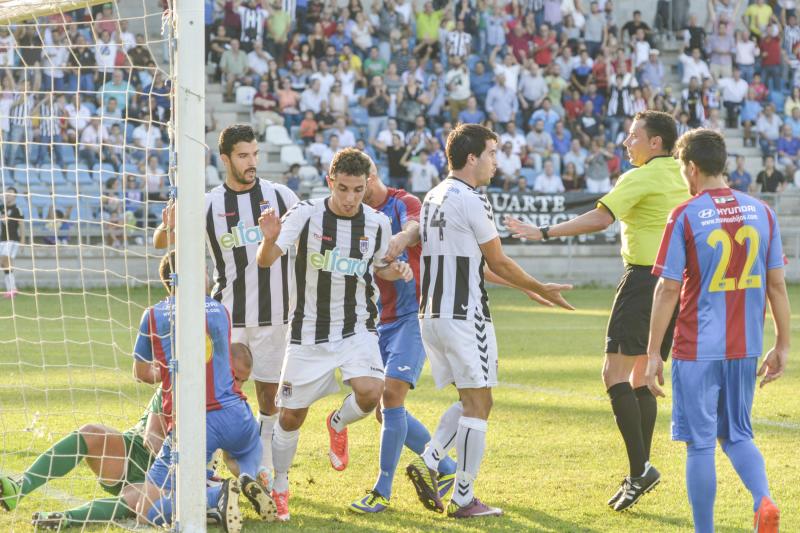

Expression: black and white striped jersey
xmin=275 ymin=198 xmax=391 ymax=345
xmin=419 ymin=177 xmax=499 ymax=321
xmin=205 ymin=178 xmax=299 ymax=328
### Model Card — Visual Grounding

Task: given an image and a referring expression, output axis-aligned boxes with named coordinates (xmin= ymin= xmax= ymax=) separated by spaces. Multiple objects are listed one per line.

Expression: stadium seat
xmin=520 ymin=168 xmax=537 ymax=187
xmin=56 ymin=144 xmax=76 ymax=166
xmin=309 ymin=185 xmax=329 ymax=199
xmin=236 ymin=85 xmax=257 ymax=106
xmin=265 ymin=125 xmax=293 ymax=147
xmin=29 ymin=194 xmax=52 ymax=220
xmin=298 ymin=165 xmax=319 ymax=183
xmin=280 ymin=145 xmax=307 ymax=166
xmin=349 ymin=105 xmax=369 ymax=128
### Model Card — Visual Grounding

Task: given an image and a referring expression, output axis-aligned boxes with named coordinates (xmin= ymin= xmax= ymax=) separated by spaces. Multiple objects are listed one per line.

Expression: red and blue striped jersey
xmin=653 ymin=188 xmax=786 ymax=361
xmin=375 ymin=188 xmax=421 ymax=323
xmin=134 ymin=296 xmax=245 ymax=426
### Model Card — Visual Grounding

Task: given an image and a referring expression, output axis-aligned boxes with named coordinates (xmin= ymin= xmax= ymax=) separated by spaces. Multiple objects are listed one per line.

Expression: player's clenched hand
xmin=384 ymin=232 xmax=409 ymax=263
xmin=389 ymin=260 xmax=413 ymax=282
xmin=161 ymin=199 xmax=175 ymax=230
xmin=645 ymin=354 xmax=665 ymax=398
xmin=504 ymin=215 xmax=543 ymax=241
xmin=758 ymin=345 xmax=788 ymax=388
xmin=537 ymin=283 xmax=575 ymax=310
xmin=258 ymin=208 xmax=281 ymax=242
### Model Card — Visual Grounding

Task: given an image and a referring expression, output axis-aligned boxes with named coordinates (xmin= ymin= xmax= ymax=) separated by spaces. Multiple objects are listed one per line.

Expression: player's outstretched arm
xmin=484 ymin=266 xmax=554 ymax=307
xmin=479 ymin=237 xmax=574 ymax=310
xmin=375 ymin=260 xmax=414 ymax=282
xmin=153 ymin=199 xmax=175 ymax=249
xmin=504 ymin=205 xmax=614 ymax=241
xmin=760 ymin=268 xmax=791 ymax=388
xmin=256 ymin=208 xmax=284 ymax=268
xmin=645 ymin=277 xmax=681 ymax=398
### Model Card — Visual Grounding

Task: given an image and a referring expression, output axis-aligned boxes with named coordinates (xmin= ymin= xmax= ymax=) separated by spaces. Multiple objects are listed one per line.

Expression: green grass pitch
xmin=0 ymin=286 xmax=797 ymax=532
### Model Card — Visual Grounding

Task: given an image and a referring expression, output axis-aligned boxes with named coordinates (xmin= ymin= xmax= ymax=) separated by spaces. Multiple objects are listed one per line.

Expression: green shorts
xmin=99 ymin=431 xmax=155 ymax=496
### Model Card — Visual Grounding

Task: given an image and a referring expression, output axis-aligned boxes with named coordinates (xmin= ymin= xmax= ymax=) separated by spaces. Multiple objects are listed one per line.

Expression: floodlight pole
xmin=173 ymin=0 xmax=207 ymax=530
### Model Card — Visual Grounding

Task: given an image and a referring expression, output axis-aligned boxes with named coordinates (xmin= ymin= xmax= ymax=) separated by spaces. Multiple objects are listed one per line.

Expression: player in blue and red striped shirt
xmin=133 ymin=252 xmax=276 ymax=531
xmin=646 ymin=129 xmax=790 ymax=533
xmin=348 ymin=160 xmax=458 ymax=513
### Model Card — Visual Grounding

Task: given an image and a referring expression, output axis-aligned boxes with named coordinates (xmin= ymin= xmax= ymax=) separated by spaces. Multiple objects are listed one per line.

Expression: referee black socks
xmin=635 ymin=386 xmax=658 ymax=462
xmin=608 ymin=382 xmax=647 ymax=478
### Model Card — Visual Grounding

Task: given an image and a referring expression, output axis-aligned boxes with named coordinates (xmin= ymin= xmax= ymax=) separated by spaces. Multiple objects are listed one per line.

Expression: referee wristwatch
xmin=538 ymin=225 xmax=550 ymax=241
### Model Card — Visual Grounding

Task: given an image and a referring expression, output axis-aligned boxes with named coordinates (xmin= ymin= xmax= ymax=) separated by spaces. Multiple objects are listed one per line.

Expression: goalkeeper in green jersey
xmin=0 ymin=390 xmax=166 ymax=529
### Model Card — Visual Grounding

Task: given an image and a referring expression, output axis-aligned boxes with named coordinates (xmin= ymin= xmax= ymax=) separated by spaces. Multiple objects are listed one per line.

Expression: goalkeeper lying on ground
xmin=0 ymin=389 xmax=166 ymax=528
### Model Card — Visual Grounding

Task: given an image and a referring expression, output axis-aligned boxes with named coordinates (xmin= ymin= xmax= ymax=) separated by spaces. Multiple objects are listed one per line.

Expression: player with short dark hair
xmin=407 ymin=123 xmax=573 ymax=518
xmin=133 ymin=251 xmax=276 ymax=532
xmin=256 ymin=147 xmax=413 ymax=521
xmin=646 ymin=128 xmax=788 ymax=533
xmin=154 ymin=124 xmax=299 ymax=494
xmin=506 ymin=110 xmax=690 ymax=511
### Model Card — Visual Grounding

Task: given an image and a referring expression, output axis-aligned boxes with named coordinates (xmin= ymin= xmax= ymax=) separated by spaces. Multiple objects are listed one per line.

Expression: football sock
xmin=64 ymin=497 xmax=134 ymax=525
xmin=271 ymin=423 xmax=299 ymax=493
xmin=634 ymin=386 xmax=657 ymax=461
xmin=373 ymin=406 xmax=407 ymax=498
xmin=259 ymin=412 xmax=278 ymax=471
xmin=608 ymin=383 xmax=647 ymax=477
xmin=721 ymin=439 xmax=770 ymax=512
xmin=3 ymin=271 xmax=14 ymax=292
xmin=20 ymin=431 xmax=88 ymax=499
xmin=405 ymin=411 xmax=457 ymax=475
xmin=686 ymin=444 xmax=716 ymax=533
xmin=421 ymin=401 xmax=463 ymax=471
xmin=331 ymin=393 xmax=370 ymax=433
xmin=452 ymin=417 xmax=488 ymax=507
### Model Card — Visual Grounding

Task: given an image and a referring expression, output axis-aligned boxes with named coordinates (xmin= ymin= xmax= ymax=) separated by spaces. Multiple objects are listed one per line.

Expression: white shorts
xmin=0 ymin=241 xmax=19 ymax=259
xmin=231 ymin=324 xmax=288 ymax=383
xmin=276 ymin=331 xmax=385 ymax=409
xmin=421 ymin=317 xmax=499 ymax=390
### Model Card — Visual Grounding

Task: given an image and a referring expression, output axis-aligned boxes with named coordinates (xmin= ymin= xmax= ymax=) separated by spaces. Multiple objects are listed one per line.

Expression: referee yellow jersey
xmin=598 ymin=155 xmax=690 ymax=266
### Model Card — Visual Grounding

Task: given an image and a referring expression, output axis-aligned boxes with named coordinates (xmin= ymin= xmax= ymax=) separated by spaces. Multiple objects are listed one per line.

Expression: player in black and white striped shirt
xmin=407 ymin=123 xmax=574 ymax=519
xmin=256 ymin=148 xmax=412 ymax=521
xmin=154 ymin=125 xmax=297 ymax=493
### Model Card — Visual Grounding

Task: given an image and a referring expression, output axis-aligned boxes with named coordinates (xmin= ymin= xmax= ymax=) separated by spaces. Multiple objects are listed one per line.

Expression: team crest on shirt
xmin=280 ymin=382 xmax=292 ymax=398
xmin=359 ymin=236 xmax=370 ymax=254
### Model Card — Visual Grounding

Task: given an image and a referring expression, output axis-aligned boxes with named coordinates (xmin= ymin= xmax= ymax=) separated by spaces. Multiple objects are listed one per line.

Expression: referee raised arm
xmin=506 ymin=110 xmax=690 ymax=512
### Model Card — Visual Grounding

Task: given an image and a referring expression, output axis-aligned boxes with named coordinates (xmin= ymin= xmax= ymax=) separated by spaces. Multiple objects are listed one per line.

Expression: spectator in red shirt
xmin=564 ymin=89 xmax=585 ymax=121
xmin=507 ymin=24 xmax=533 ymax=63
xmin=532 ymin=24 xmax=556 ymax=67
xmin=759 ymin=25 xmax=782 ymax=92
xmin=591 ymin=50 xmax=610 ymax=93
xmin=252 ymin=80 xmax=282 ymax=138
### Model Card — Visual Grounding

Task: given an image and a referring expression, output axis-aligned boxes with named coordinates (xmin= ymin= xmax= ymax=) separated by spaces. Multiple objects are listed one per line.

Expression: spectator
xmin=621 ymin=10 xmax=653 ymax=48
xmin=734 ymin=29 xmax=759 ymax=82
xmin=247 ymin=41 xmax=272 ymax=79
xmin=331 ymin=116 xmax=356 ymax=148
xmin=584 ymin=2 xmax=607 ymax=58
xmin=309 ymin=60 xmax=335 ymax=98
xmin=681 ymin=77 xmax=705 ymax=128
xmin=576 ymin=101 xmax=601 ymax=145
xmin=718 ymin=67 xmax=748 ymax=128
xmin=606 ymin=74 xmax=633 ymax=142
xmin=544 ymin=64 xmax=568 ymax=116
xmin=518 ymin=61 xmax=548 ymax=125
xmin=510 ymin=176 xmax=532 ymax=193
xmin=445 ymin=55 xmax=471 ymax=119
xmin=743 ymin=0 xmax=774 ymax=40
xmin=446 ymin=19 xmax=472 ymax=57
xmin=252 ymin=80 xmax=282 ymax=136
xmin=584 ymin=138 xmax=613 ymax=193
xmin=457 ymin=96 xmax=486 ymax=124
xmin=706 ymin=21 xmax=735 ymax=80
xmin=485 ymin=4 xmax=508 ymax=51
xmin=206 ymin=151 xmax=222 ymax=189
xmin=500 ymin=122 xmax=526 ymax=156
xmin=785 ymin=86 xmax=800 ymax=118
xmin=94 ymin=30 xmax=118 ymax=77
xmin=754 ymin=155 xmax=786 ymax=192
xmin=401 ymin=148 xmax=439 ymax=194
xmin=395 ymin=76 xmax=427 ymax=130
xmin=101 ymin=177 xmax=124 ymax=248
xmin=299 ymin=110 xmax=319 ymax=143
xmin=495 ymin=141 xmax=522 ymax=191
xmin=428 ymin=137 xmax=447 ymax=177
xmin=219 ymin=39 xmax=247 ymax=102
xmin=679 ymin=47 xmax=711 ymax=85
xmin=362 ymin=47 xmax=387 ymax=79
xmin=681 ymin=14 xmax=707 ymax=56
xmin=760 ymin=24 xmax=783 ymax=92
xmin=550 ymin=120 xmax=573 ymax=165
xmin=776 ymin=124 xmax=800 ymax=169
xmin=348 ymin=12 xmax=373 ymax=57
xmin=532 ymin=23 xmax=556 ymax=67
xmin=740 ymin=87 xmax=763 ymax=147
xmin=506 ymin=22 xmax=533 ymax=63
xmin=276 ymin=78 xmax=301 ymax=128
xmin=382 ymin=132 xmax=408 ymax=189
xmin=756 ymin=103 xmax=783 ymax=157
xmin=414 ymin=2 xmax=445 ymax=61
xmin=362 ymin=75 xmax=389 ymax=141
xmin=533 ymin=160 xmax=565 ymax=193
xmin=490 ymin=47 xmax=522 ymax=92
xmin=485 ymin=74 xmax=518 ymax=125
xmin=561 ymin=161 xmax=584 ymax=191
xmin=631 ymin=28 xmax=651 ymax=68
xmin=638 ymin=49 xmax=665 ymax=91
xmin=328 ymin=81 xmax=349 ymax=117
xmin=404 ymin=115 xmax=433 ymax=155
xmin=283 ymin=163 xmax=301 ymax=194
xmin=526 ymin=119 xmax=556 ymax=172
xmin=563 ymin=139 xmax=588 ymax=178
xmin=529 ymin=97 xmax=559 ymax=134
xmin=728 ymin=155 xmax=752 ymax=192
xmin=469 ymin=61 xmax=494 ymax=107
xmin=787 ymin=106 xmax=800 ymax=138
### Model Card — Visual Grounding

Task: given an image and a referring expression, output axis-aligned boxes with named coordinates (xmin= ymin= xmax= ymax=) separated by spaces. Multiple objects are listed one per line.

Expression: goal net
xmin=0 ymin=0 xmax=205 ymax=529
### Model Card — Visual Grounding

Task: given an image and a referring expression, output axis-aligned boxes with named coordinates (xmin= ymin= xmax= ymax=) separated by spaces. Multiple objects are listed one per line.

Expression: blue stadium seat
xmin=29 ymin=195 xmax=52 ymax=220
xmin=349 ymin=105 xmax=369 ymax=127
xmin=57 ymin=144 xmax=76 ymax=166
xmin=520 ymin=167 xmax=537 ymax=187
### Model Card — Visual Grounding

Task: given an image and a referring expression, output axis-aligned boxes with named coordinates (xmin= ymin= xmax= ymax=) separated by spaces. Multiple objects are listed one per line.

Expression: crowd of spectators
xmin=205 ymin=0 xmax=800 ymax=196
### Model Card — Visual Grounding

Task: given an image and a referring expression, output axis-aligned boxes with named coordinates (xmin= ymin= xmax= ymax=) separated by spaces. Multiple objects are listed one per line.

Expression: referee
xmin=506 ymin=111 xmax=689 ymax=511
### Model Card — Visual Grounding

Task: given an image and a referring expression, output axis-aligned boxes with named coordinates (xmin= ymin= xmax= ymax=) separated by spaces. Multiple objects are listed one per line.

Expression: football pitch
xmin=0 ymin=285 xmax=798 ymax=532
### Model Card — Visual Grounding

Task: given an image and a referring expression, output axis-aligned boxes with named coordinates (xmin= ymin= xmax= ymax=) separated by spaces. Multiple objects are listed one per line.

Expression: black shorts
xmin=605 ymin=264 xmax=676 ymax=361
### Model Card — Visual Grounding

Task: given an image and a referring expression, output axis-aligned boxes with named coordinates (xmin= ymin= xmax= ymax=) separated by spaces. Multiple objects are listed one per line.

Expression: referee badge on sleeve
xmin=359 ymin=236 xmax=370 ymax=254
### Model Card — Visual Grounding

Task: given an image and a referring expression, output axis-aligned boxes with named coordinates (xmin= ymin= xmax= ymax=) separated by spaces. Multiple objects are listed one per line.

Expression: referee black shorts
xmin=605 ymin=264 xmax=676 ymax=361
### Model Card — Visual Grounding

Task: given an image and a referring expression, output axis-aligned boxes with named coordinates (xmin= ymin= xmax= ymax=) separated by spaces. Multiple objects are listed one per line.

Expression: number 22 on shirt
xmin=706 ymin=225 xmax=762 ymax=292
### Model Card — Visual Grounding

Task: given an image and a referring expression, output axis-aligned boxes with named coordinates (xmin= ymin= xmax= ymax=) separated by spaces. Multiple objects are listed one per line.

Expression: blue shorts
xmin=378 ymin=314 xmax=426 ymax=388
xmin=671 ymin=357 xmax=757 ymax=448
xmin=147 ymin=400 xmax=262 ymax=491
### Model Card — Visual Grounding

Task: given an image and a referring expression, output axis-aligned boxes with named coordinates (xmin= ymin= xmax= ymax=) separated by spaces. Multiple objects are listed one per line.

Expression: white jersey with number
xmin=418 ymin=177 xmax=498 ymax=322
xmin=276 ymin=198 xmax=392 ymax=345
xmin=205 ymin=178 xmax=299 ymax=328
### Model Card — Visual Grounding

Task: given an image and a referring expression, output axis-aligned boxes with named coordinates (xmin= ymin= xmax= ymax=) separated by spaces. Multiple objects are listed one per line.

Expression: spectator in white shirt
xmin=526 ymin=119 xmax=557 ymax=172
xmin=331 ymin=117 xmax=356 ymax=148
xmin=445 ymin=56 xmax=471 ymax=119
xmin=375 ymin=118 xmax=404 ymax=149
xmin=500 ymin=122 xmax=526 ymax=156
xmin=756 ymin=103 xmax=784 ymax=157
xmin=491 ymin=48 xmax=521 ymax=92
xmin=401 ymin=148 xmax=439 ymax=193
xmin=719 ymin=67 xmax=749 ymax=128
xmin=309 ymin=60 xmax=335 ymax=100
xmin=94 ymin=30 xmax=118 ymax=75
xmin=247 ymin=41 xmax=272 ymax=78
xmin=495 ymin=141 xmax=522 ymax=191
xmin=299 ymin=79 xmax=324 ymax=114
xmin=735 ymin=29 xmax=759 ymax=82
xmin=632 ymin=28 xmax=651 ymax=68
xmin=534 ymin=160 xmax=565 ymax=193
xmin=563 ymin=139 xmax=588 ymax=177
xmin=445 ymin=19 xmax=472 ymax=57
xmin=679 ymin=47 xmax=712 ymax=85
